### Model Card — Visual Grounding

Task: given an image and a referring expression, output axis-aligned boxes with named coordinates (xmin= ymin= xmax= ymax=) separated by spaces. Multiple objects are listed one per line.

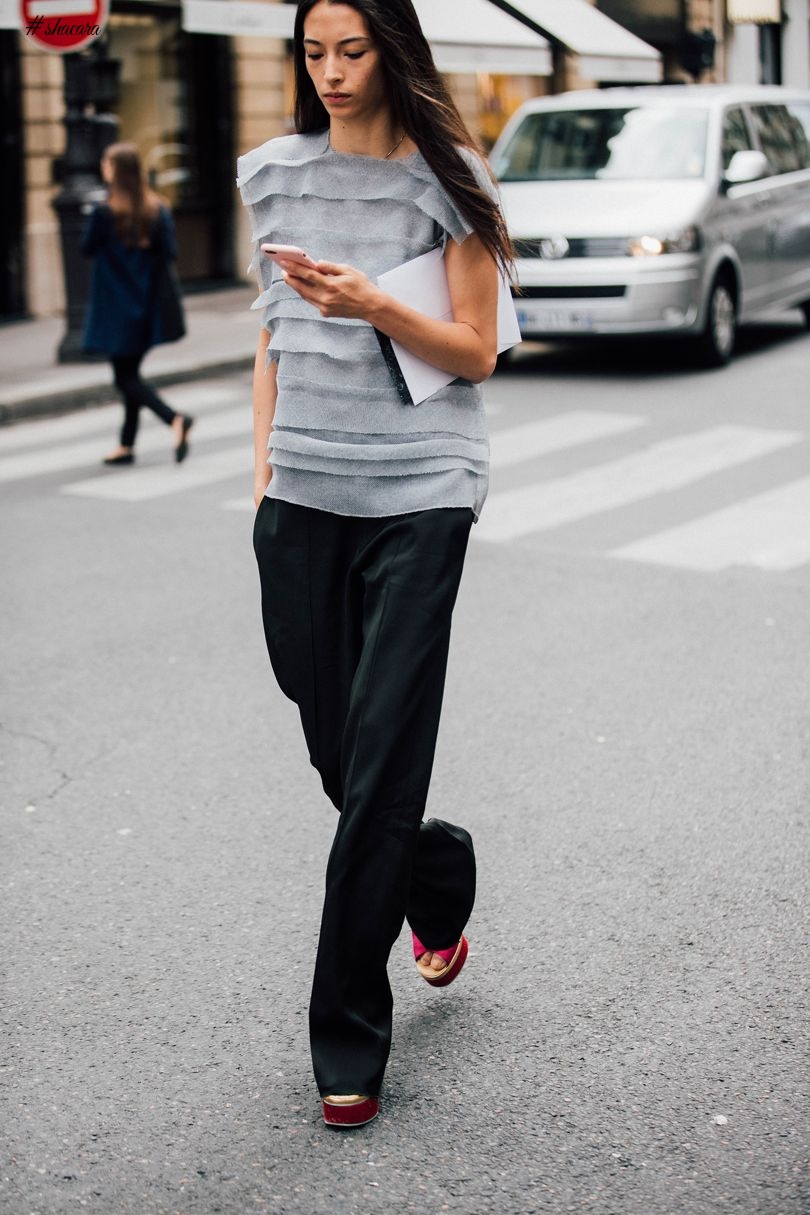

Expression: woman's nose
xmin=324 ymin=56 xmax=343 ymax=83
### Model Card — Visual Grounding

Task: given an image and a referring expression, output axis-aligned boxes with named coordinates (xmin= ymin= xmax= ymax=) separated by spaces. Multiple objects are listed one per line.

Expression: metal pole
xmin=52 ymin=43 xmax=121 ymax=363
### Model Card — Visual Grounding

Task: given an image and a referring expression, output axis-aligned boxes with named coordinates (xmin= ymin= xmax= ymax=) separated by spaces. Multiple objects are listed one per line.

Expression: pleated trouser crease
xmin=253 ymin=497 xmax=477 ymax=1097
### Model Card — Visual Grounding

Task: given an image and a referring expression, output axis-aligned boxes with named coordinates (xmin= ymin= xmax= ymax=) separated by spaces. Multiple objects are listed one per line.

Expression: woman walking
xmin=82 ymin=142 xmax=193 ymax=466
xmin=239 ymin=0 xmax=511 ymax=1128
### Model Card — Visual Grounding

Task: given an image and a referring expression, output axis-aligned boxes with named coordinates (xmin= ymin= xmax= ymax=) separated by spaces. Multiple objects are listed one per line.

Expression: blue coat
xmin=81 ymin=203 xmax=180 ymax=356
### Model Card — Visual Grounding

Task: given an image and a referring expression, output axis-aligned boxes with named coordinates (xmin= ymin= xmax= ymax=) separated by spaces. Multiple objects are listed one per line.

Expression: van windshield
xmin=494 ymin=107 xmax=709 ymax=182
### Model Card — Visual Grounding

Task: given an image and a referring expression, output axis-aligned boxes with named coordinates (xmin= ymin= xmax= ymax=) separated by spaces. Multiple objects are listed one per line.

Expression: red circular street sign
xmin=21 ymin=0 xmax=108 ymax=52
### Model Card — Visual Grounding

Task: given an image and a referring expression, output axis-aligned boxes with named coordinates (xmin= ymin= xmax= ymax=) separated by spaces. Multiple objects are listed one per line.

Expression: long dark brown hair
xmin=103 ymin=142 xmax=163 ymax=247
xmin=293 ymin=0 xmax=514 ymax=274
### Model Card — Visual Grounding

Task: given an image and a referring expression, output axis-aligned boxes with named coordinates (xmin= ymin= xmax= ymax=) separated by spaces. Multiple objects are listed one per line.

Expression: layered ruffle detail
xmin=237 ymin=131 xmax=470 ymax=246
xmin=264 ymin=318 xmax=382 ymax=364
xmin=265 ymin=466 xmax=485 ymax=520
xmin=236 ymin=131 xmax=325 ymax=188
xmin=272 ymin=366 xmax=489 ymax=439
xmin=236 ymin=131 xmax=493 ymax=519
xmin=270 ymin=426 xmax=488 ymax=472
xmin=270 ymin=449 xmax=488 ymax=479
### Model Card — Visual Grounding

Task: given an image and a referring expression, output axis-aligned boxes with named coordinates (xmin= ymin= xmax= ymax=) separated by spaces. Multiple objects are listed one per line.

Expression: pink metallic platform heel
xmin=412 ymin=932 xmax=469 ymax=987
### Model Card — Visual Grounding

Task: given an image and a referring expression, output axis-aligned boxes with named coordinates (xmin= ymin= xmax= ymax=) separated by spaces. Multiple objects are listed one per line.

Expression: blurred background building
xmin=1 ymin=0 xmax=809 ymax=323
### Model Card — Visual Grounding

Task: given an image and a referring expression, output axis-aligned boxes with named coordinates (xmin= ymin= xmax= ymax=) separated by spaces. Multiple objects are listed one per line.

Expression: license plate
xmin=516 ymin=307 xmax=594 ymax=332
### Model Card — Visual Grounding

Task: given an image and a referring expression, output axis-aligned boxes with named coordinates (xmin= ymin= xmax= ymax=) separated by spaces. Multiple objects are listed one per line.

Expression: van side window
xmin=750 ymin=104 xmax=804 ymax=174
xmin=721 ymin=107 xmax=753 ymax=171
xmin=785 ymin=103 xmax=810 ymax=169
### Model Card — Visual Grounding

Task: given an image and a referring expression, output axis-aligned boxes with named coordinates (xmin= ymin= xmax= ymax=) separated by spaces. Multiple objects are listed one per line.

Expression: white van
xmin=490 ymin=85 xmax=810 ymax=365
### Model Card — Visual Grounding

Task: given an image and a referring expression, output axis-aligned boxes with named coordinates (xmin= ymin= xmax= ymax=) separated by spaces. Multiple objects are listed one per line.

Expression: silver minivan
xmin=490 ymin=85 xmax=810 ymax=365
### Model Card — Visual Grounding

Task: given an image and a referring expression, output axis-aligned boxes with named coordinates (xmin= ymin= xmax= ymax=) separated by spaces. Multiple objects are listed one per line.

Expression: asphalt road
xmin=2 ymin=318 xmax=809 ymax=1215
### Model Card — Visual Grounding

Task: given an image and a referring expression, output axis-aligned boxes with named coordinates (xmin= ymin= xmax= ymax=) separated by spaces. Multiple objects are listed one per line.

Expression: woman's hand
xmin=280 ymin=259 xmax=382 ymax=321
xmin=280 ymin=234 xmax=499 ymax=385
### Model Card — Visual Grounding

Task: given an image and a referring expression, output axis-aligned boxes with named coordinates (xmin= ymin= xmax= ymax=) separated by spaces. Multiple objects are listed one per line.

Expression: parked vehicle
xmin=490 ymin=85 xmax=810 ymax=366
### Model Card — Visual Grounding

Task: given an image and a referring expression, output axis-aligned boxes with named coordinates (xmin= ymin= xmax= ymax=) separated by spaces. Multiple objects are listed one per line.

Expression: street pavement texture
xmin=2 ymin=319 xmax=809 ymax=1215
xmin=0 ymin=287 xmax=257 ymax=423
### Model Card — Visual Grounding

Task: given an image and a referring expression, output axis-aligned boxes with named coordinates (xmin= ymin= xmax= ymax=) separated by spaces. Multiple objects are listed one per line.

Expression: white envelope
xmin=377 ymin=247 xmax=521 ymax=406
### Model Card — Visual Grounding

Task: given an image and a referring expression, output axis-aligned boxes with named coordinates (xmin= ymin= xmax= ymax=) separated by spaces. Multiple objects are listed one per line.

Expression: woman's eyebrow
xmin=303 ymin=36 xmax=370 ymax=47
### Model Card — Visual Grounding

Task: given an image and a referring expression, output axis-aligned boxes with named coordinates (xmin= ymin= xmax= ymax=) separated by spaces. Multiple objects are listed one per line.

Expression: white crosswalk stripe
xmin=218 ymin=410 xmax=648 ymax=515
xmin=488 ymin=410 xmax=645 ymax=468
xmin=0 ymin=407 xmax=124 ymax=454
xmin=61 ymin=446 xmax=250 ymax=501
xmin=2 ymin=431 xmax=170 ymax=484
xmin=613 ymin=477 xmax=810 ymax=572
xmin=19 ymin=407 xmax=249 ymax=493
xmin=3 ymin=394 xmax=807 ymax=573
xmin=0 ymin=382 xmax=247 ymax=458
xmin=474 ymin=425 xmax=801 ymax=543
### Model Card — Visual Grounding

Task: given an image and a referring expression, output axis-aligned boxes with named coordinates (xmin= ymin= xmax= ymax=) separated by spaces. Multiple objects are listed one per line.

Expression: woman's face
xmin=302 ymin=2 xmax=387 ymax=126
xmin=100 ymin=155 xmax=114 ymax=185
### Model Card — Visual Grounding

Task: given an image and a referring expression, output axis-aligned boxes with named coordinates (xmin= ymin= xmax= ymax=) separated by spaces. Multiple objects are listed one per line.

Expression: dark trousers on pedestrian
xmin=111 ymin=354 xmax=177 ymax=448
xmin=253 ymin=498 xmax=477 ymax=1097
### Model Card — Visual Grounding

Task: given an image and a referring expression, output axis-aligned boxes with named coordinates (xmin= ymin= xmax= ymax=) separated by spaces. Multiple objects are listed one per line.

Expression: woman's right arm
xmin=253 ymin=328 xmax=277 ymax=508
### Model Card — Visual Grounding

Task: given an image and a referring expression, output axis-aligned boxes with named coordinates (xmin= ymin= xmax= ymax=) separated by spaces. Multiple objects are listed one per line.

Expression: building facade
xmin=2 ymin=0 xmax=808 ymax=324
xmin=599 ymin=0 xmax=810 ymax=86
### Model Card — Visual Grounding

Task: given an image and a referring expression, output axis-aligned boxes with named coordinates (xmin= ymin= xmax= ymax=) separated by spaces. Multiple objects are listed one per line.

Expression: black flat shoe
xmin=103 ymin=452 xmax=134 ymax=465
xmin=175 ymin=415 xmax=194 ymax=463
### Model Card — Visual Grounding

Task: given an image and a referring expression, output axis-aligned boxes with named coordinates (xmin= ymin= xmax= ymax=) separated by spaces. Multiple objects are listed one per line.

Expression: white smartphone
xmin=260 ymin=243 xmax=319 ymax=270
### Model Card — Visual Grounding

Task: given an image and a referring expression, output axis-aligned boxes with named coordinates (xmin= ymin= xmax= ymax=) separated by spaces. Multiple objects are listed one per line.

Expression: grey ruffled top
xmin=236 ymin=130 xmax=495 ymax=519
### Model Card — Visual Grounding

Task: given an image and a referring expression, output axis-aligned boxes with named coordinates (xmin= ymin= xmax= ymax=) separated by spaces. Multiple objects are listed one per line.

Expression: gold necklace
xmin=384 ymin=132 xmax=406 ymax=160
xmin=327 ymin=131 xmax=407 ymax=160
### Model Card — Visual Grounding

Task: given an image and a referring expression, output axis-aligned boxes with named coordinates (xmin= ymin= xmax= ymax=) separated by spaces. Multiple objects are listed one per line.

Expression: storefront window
xmin=108 ymin=12 xmax=189 ymax=206
xmin=107 ymin=8 xmax=234 ymax=282
xmin=477 ymin=74 xmax=548 ymax=150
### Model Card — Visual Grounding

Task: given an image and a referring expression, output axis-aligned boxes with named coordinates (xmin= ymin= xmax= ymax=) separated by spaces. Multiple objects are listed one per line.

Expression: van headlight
xmin=627 ymin=227 xmax=702 ymax=256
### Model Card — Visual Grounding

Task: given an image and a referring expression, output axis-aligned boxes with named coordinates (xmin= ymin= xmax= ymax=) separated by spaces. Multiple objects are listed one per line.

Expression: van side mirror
xmin=724 ymin=149 xmax=770 ymax=185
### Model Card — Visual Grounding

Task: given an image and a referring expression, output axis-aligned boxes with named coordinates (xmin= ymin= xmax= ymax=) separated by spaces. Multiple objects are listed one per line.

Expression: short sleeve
xmin=458 ymin=146 xmax=502 ymax=206
xmin=436 ymin=147 xmax=503 ymax=246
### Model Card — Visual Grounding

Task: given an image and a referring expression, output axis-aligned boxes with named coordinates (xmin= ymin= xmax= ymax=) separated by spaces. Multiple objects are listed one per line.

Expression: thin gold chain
xmin=383 ymin=132 xmax=406 ymax=159
xmin=327 ymin=131 xmax=406 ymax=160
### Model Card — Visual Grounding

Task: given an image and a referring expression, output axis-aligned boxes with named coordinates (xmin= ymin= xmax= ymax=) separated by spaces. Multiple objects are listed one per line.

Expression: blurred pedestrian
xmin=239 ymin=0 xmax=510 ymax=1128
xmin=81 ymin=142 xmax=193 ymax=466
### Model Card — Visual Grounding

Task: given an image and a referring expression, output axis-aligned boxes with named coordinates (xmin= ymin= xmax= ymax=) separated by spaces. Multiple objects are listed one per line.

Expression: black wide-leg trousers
xmin=253 ymin=498 xmax=477 ymax=1097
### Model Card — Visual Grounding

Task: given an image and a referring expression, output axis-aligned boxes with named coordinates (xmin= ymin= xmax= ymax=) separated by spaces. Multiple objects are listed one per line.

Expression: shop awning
xmin=412 ymin=0 xmax=551 ymax=75
xmin=489 ymin=0 xmax=662 ymax=82
xmin=182 ymin=0 xmax=552 ymax=76
xmin=727 ymin=0 xmax=781 ymax=21
xmin=183 ymin=0 xmax=294 ymax=39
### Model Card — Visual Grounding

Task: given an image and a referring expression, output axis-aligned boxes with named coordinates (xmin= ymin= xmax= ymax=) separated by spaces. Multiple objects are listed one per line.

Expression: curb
xmin=0 ymin=355 xmax=254 ymax=427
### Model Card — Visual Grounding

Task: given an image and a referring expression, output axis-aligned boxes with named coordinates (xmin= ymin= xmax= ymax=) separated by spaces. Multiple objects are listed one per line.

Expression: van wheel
xmin=801 ymin=299 xmax=810 ymax=327
xmin=694 ymin=277 xmax=737 ymax=368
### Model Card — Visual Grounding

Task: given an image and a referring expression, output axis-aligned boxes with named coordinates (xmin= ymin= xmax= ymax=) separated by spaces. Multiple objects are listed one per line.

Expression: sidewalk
xmin=0 ymin=285 xmax=259 ymax=425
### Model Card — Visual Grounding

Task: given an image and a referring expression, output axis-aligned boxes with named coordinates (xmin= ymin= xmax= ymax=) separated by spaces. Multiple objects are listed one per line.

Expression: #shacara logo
xmin=22 ymin=0 xmax=109 ymax=51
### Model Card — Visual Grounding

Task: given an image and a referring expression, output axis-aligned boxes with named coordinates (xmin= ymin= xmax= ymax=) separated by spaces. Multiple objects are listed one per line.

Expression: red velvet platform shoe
xmin=322 ymin=1095 xmax=380 ymax=1128
xmin=412 ymin=933 xmax=469 ymax=987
